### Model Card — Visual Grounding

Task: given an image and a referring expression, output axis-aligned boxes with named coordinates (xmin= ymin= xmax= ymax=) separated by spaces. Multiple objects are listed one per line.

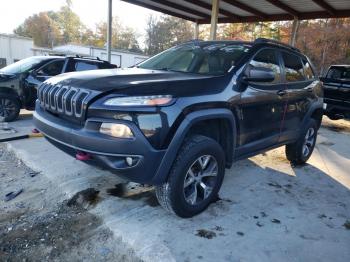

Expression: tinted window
xmin=98 ymin=62 xmax=116 ymax=69
xmin=248 ymin=49 xmax=281 ymax=84
xmin=302 ymin=59 xmax=315 ymax=80
xmin=37 ymin=60 xmax=65 ymax=76
xmin=74 ymin=60 xmax=99 ymax=71
xmin=139 ymin=43 xmax=250 ymax=75
xmin=282 ymin=52 xmax=305 ymax=82
xmin=326 ymin=67 xmax=350 ymax=80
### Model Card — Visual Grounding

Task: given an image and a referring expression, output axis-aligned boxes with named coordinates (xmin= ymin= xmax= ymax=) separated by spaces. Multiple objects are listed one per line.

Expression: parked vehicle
xmin=321 ymin=65 xmax=350 ymax=119
xmin=0 ymin=55 xmax=117 ymax=121
xmin=34 ymin=39 xmax=323 ymax=217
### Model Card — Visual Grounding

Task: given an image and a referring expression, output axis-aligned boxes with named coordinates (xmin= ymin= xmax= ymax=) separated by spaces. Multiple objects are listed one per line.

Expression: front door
xmin=237 ymin=48 xmax=287 ymax=156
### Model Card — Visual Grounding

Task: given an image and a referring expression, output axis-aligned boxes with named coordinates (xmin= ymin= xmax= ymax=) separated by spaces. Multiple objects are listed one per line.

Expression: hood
xmin=0 ymin=72 xmax=17 ymax=82
xmin=45 ymin=68 xmax=231 ymax=97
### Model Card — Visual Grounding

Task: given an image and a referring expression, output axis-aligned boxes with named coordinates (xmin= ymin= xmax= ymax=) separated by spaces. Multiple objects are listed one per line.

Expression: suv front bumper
xmin=34 ymin=103 xmax=166 ymax=184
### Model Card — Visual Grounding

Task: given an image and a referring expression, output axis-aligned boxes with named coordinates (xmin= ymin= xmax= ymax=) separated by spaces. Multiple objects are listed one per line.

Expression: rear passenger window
xmin=282 ymin=52 xmax=305 ymax=82
xmin=248 ymin=49 xmax=281 ymax=84
xmin=74 ymin=61 xmax=99 ymax=71
xmin=302 ymin=59 xmax=315 ymax=80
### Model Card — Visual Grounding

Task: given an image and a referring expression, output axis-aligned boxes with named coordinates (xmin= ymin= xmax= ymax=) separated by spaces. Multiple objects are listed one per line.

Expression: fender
xmin=0 ymin=87 xmax=22 ymax=106
xmin=151 ymin=108 xmax=237 ymax=184
xmin=301 ymin=99 xmax=323 ymax=129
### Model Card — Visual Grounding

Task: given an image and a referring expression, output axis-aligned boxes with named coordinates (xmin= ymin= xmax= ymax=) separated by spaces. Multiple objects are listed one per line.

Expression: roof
xmin=0 ymin=33 xmax=33 ymax=41
xmin=53 ymin=44 xmax=148 ymax=57
xmin=121 ymin=0 xmax=350 ymax=23
xmin=178 ymin=38 xmax=302 ymax=54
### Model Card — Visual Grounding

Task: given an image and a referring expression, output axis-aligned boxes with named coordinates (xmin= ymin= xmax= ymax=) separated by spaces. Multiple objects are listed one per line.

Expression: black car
xmin=0 ymin=55 xmax=117 ymax=121
xmin=34 ymin=39 xmax=323 ymax=217
xmin=321 ymin=65 xmax=350 ymax=119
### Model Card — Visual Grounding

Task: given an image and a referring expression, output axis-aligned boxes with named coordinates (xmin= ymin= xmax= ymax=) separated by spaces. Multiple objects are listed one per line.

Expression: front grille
xmin=38 ymin=83 xmax=90 ymax=120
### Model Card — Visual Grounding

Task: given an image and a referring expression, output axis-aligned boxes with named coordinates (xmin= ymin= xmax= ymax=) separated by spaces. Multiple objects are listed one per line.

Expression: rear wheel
xmin=286 ymin=119 xmax=318 ymax=165
xmin=155 ymin=135 xmax=225 ymax=218
xmin=0 ymin=95 xmax=20 ymax=122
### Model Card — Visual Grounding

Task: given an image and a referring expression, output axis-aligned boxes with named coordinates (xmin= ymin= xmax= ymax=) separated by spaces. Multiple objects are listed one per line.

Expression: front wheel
xmin=285 ymin=119 xmax=318 ymax=165
xmin=155 ymin=135 xmax=225 ymax=218
xmin=0 ymin=95 xmax=21 ymax=122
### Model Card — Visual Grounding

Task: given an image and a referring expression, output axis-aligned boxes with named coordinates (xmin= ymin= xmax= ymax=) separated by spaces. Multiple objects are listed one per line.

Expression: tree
xmin=145 ymin=15 xmax=193 ymax=55
xmin=14 ymin=12 xmax=61 ymax=47
xmin=14 ymin=0 xmax=86 ymax=47
xmin=93 ymin=17 xmax=141 ymax=52
xmin=54 ymin=3 xmax=85 ymax=44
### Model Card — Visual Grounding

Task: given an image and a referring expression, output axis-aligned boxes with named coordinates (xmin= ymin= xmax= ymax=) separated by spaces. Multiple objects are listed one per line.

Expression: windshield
xmin=0 ymin=57 xmax=49 ymax=74
xmin=326 ymin=67 xmax=350 ymax=80
xmin=138 ymin=43 xmax=251 ymax=75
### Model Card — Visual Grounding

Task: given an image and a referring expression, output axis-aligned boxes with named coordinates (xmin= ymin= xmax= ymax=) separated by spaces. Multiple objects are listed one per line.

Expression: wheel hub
xmin=183 ymin=155 xmax=218 ymax=205
xmin=302 ymin=127 xmax=315 ymax=157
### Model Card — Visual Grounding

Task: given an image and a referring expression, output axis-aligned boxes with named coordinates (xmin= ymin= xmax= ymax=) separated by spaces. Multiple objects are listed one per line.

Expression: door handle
xmin=277 ymin=90 xmax=287 ymax=96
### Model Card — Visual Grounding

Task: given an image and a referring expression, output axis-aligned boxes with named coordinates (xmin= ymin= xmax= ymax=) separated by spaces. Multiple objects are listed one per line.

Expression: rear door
xmin=279 ymin=51 xmax=316 ymax=142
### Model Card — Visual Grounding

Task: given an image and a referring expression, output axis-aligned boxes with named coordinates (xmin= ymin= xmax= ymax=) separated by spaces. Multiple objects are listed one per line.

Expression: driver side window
xmin=248 ymin=49 xmax=281 ymax=84
xmin=37 ymin=60 xmax=65 ymax=76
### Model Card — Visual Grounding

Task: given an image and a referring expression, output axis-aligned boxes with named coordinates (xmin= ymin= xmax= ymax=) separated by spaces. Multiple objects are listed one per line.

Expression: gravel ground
xmin=0 ymin=146 xmax=140 ymax=262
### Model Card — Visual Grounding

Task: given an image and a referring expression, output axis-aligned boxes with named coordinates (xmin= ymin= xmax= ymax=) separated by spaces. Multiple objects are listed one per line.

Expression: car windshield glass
xmin=0 ymin=57 xmax=48 ymax=74
xmin=326 ymin=67 xmax=350 ymax=80
xmin=138 ymin=43 xmax=251 ymax=75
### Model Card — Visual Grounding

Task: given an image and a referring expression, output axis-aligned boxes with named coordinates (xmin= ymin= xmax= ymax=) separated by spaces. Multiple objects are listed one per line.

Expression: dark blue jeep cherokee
xmin=34 ymin=39 xmax=323 ymax=217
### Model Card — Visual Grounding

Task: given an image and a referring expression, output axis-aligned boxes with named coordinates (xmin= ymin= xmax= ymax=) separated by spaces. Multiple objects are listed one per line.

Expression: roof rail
xmin=254 ymin=38 xmax=300 ymax=52
xmin=48 ymin=53 xmax=104 ymax=61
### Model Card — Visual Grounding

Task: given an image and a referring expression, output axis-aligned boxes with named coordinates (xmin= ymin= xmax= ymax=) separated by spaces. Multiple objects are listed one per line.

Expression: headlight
xmin=103 ymin=95 xmax=173 ymax=106
xmin=99 ymin=123 xmax=133 ymax=138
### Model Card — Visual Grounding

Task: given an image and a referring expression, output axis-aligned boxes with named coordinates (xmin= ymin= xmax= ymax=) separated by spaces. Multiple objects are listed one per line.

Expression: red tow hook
xmin=32 ymin=128 xmax=40 ymax=134
xmin=76 ymin=151 xmax=92 ymax=161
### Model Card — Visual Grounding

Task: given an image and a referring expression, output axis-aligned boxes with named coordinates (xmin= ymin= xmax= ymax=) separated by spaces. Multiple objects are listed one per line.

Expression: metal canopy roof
xmin=121 ymin=0 xmax=350 ymax=23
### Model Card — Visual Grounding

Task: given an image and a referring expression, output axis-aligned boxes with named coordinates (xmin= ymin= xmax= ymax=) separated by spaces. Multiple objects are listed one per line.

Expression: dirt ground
xmin=0 ymin=146 xmax=139 ymax=262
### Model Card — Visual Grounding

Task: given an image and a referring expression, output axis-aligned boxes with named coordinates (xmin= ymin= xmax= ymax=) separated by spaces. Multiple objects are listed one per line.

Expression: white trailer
xmin=0 ymin=34 xmax=34 ymax=68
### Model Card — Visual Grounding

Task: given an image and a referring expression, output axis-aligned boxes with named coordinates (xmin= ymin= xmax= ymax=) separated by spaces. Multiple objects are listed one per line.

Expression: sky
xmin=0 ymin=0 xmax=160 ymax=44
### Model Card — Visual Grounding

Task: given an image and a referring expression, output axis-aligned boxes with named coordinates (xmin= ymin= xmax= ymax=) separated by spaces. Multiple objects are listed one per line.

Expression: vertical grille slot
xmin=74 ymin=92 xmax=89 ymax=117
xmin=49 ymin=85 xmax=60 ymax=110
xmin=64 ymin=89 xmax=77 ymax=115
xmin=56 ymin=86 xmax=68 ymax=112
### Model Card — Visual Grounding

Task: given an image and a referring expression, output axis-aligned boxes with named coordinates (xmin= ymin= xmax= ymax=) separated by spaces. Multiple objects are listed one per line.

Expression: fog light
xmin=126 ymin=157 xmax=133 ymax=166
xmin=100 ymin=123 xmax=133 ymax=138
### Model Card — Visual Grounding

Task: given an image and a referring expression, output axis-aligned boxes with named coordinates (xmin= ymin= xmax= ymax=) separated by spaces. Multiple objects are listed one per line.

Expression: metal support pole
xmin=210 ymin=0 xmax=220 ymax=40
xmin=107 ymin=0 xmax=113 ymax=62
xmin=194 ymin=22 xmax=199 ymax=39
xmin=289 ymin=17 xmax=300 ymax=47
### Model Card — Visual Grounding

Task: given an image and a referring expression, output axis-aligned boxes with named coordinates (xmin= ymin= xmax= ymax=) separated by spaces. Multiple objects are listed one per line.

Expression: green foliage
xmin=145 ymin=15 xmax=193 ymax=56
xmin=13 ymin=1 xmax=141 ymax=53
xmin=93 ymin=17 xmax=141 ymax=52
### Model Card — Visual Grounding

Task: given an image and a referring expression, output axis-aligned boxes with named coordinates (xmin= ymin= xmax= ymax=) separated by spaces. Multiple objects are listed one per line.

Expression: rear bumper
xmin=324 ymin=98 xmax=350 ymax=113
xmin=34 ymin=103 xmax=166 ymax=184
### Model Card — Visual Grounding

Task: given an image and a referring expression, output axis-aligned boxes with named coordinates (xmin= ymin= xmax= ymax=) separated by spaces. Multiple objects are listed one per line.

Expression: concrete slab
xmin=4 ymin=115 xmax=350 ymax=262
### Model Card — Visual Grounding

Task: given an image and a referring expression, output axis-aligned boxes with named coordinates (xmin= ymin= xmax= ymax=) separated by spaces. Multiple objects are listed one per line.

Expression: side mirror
xmin=243 ymin=67 xmax=275 ymax=83
xmin=319 ymin=77 xmax=326 ymax=82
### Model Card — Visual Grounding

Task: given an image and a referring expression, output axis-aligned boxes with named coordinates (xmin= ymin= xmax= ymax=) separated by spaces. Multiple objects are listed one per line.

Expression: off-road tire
xmin=155 ymin=135 xmax=225 ymax=218
xmin=0 ymin=95 xmax=21 ymax=122
xmin=286 ymin=119 xmax=318 ymax=165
